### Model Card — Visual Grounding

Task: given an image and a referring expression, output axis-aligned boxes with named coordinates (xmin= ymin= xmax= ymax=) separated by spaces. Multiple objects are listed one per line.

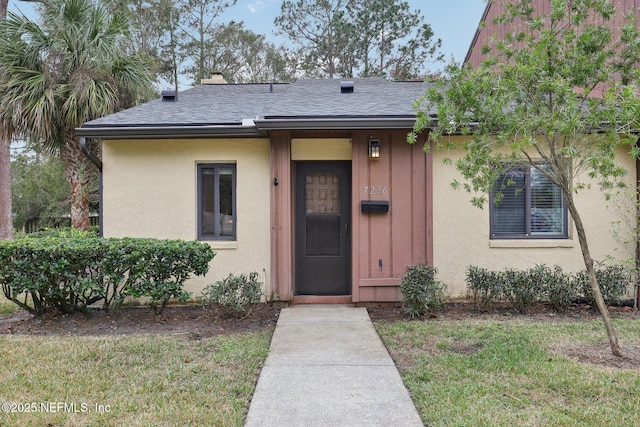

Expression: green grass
xmin=0 ymin=328 xmax=273 ymax=426
xmin=0 ymin=292 xmax=20 ymax=315
xmin=377 ymin=318 xmax=640 ymax=427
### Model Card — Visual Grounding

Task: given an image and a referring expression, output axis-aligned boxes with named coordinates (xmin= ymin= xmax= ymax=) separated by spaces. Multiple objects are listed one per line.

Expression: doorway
xmin=295 ymin=162 xmax=351 ymax=295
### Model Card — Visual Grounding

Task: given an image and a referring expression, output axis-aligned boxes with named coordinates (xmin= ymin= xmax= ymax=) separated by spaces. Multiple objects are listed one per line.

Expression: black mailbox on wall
xmin=361 ymin=200 xmax=389 ymax=213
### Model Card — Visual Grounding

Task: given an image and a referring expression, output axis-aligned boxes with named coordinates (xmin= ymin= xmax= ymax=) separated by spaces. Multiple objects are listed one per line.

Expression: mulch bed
xmin=0 ymin=303 xmax=281 ymax=338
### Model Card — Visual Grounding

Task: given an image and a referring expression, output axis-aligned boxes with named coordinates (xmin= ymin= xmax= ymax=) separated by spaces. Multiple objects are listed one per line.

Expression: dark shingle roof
xmin=263 ymin=78 xmax=427 ymax=118
xmin=79 ymin=78 xmax=433 ymax=138
xmin=86 ymin=83 xmax=277 ymax=127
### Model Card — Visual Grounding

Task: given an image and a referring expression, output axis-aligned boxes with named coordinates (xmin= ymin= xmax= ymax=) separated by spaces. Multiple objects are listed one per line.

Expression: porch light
xmin=368 ymin=139 xmax=381 ymax=159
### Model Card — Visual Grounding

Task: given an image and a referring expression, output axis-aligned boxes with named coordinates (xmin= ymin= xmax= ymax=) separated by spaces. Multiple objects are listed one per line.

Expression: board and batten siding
xmin=351 ymin=130 xmax=433 ymax=302
xmin=465 ymin=0 xmax=640 ymax=67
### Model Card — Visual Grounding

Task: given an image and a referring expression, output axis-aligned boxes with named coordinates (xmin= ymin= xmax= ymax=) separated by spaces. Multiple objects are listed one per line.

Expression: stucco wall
xmin=102 ymin=138 xmax=271 ymax=295
xmin=432 ymin=137 xmax=637 ymax=298
xmin=291 ymin=138 xmax=352 ymax=160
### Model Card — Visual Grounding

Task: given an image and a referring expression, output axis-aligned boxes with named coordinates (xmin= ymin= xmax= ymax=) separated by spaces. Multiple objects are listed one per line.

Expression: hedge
xmin=0 ymin=230 xmax=215 ymax=315
xmin=466 ymin=264 xmax=631 ymax=312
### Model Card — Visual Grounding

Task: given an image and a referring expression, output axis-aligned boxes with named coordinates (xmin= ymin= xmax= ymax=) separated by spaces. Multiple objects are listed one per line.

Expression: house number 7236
xmin=363 ymin=186 xmax=388 ymax=196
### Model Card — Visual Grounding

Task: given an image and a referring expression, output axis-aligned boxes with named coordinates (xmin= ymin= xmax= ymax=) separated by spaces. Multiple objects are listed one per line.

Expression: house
xmin=77 ymin=78 xmax=433 ymax=303
xmin=76 ymin=75 xmax=636 ymax=303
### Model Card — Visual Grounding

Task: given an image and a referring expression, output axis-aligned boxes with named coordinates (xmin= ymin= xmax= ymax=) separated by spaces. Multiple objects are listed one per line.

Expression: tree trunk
xmin=62 ymin=138 xmax=94 ymax=231
xmin=564 ymin=191 xmax=623 ymax=356
xmin=0 ymin=0 xmax=7 ymax=22
xmin=0 ymin=0 xmax=12 ymax=240
xmin=0 ymin=132 xmax=13 ymax=239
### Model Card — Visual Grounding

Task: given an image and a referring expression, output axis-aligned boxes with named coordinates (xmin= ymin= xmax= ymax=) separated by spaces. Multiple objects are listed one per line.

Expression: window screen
xmin=491 ymin=164 xmax=567 ymax=239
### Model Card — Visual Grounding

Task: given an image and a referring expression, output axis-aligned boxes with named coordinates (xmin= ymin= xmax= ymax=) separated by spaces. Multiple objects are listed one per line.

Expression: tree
xmin=0 ymin=0 xmax=12 ymax=240
xmin=191 ymin=21 xmax=298 ymax=83
xmin=239 ymin=37 xmax=299 ymax=84
xmin=275 ymin=0 xmax=356 ymax=78
xmin=0 ymin=0 xmax=155 ymax=230
xmin=0 ymin=116 xmax=12 ymax=240
xmin=11 ymin=150 xmax=77 ymax=231
xmin=410 ymin=0 xmax=640 ymax=356
xmin=179 ymin=0 xmax=236 ymax=83
xmin=275 ymin=0 xmax=442 ymax=79
xmin=107 ymin=0 xmax=294 ymax=86
xmin=157 ymin=0 xmax=183 ymax=92
xmin=350 ymin=0 xmax=442 ymax=79
xmin=104 ymin=0 xmax=182 ymax=92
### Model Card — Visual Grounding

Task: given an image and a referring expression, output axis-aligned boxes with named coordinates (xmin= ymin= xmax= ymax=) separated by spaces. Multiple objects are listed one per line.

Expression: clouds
xmin=247 ymin=1 xmax=264 ymax=13
xmin=247 ymin=0 xmax=275 ymax=14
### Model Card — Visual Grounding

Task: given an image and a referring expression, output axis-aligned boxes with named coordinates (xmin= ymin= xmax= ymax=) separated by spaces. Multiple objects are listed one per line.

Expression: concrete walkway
xmin=244 ymin=305 xmax=423 ymax=427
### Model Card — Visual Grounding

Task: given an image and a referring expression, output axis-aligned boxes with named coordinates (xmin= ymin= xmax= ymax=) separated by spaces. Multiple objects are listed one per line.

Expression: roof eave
xmin=75 ymin=117 xmax=422 ymax=139
xmin=254 ymin=117 xmax=417 ymax=130
xmin=75 ymin=125 xmax=266 ymax=139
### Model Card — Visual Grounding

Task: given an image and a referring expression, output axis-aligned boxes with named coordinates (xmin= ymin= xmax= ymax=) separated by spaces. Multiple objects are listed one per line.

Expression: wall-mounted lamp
xmin=368 ymin=139 xmax=381 ymax=159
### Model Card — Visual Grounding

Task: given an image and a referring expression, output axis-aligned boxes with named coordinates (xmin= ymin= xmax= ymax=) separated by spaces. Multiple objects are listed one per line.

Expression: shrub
xmin=109 ymin=238 xmax=215 ymax=314
xmin=503 ymin=268 xmax=540 ymax=312
xmin=400 ymin=264 xmax=446 ymax=318
xmin=467 ymin=264 xmax=568 ymax=312
xmin=0 ymin=231 xmax=215 ymax=316
xmin=466 ymin=265 xmax=506 ymax=308
xmin=201 ymin=272 xmax=263 ymax=318
xmin=0 ymin=231 xmax=104 ymax=315
xmin=574 ymin=264 xmax=631 ymax=306
xmin=466 ymin=263 xmax=630 ymax=312
xmin=540 ymin=265 xmax=574 ymax=310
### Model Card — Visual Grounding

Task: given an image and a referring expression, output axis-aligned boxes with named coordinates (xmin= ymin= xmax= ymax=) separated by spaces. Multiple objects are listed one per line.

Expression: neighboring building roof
xmin=77 ymin=78 xmax=434 ymax=139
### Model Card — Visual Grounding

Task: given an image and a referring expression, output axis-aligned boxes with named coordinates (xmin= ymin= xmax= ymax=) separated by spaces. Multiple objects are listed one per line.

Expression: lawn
xmin=3 ymin=302 xmax=639 ymax=426
xmin=0 ymin=291 xmax=20 ymax=315
xmin=0 ymin=328 xmax=273 ymax=426
xmin=377 ymin=318 xmax=640 ymax=427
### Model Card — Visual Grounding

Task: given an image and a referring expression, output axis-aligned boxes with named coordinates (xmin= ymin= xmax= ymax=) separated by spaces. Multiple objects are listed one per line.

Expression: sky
xmin=9 ymin=0 xmax=488 ymax=70
xmin=225 ymin=0 xmax=488 ymax=68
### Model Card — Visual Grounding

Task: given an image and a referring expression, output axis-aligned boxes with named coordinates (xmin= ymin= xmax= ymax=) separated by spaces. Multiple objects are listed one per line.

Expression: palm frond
xmin=0 ymin=0 xmax=154 ymax=144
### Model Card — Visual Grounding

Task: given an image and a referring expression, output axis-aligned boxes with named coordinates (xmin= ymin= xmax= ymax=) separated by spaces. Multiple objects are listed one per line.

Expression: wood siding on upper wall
xmin=465 ymin=0 xmax=640 ymax=67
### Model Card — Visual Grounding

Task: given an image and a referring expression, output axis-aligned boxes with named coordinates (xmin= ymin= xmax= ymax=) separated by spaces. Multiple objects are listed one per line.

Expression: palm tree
xmin=0 ymin=0 xmax=155 ymax=230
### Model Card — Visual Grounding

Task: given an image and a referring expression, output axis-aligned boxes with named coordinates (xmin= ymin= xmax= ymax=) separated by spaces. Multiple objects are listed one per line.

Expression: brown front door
xmin=295 ymin=162 xmax=351 ymax=295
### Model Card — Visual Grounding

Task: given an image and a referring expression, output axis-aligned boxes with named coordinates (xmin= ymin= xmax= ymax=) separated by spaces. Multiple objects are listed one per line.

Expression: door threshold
xmin=292 ymin=295 xmax=353 ymax=304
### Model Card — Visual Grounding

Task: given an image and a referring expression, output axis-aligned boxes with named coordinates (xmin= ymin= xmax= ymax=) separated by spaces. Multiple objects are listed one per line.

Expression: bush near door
xmin=400 ymin=264 xmax=446 ymax=318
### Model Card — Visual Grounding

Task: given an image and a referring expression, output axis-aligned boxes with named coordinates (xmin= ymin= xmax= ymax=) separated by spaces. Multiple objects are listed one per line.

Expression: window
xmin=198 ymin=164 xmax=236 ymax=240
xmin=490 ymin=164 xmax=568 ymax=239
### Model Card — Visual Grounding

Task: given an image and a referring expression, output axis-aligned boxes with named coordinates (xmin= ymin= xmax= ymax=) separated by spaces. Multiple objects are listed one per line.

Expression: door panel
xmin=295 ymin=162 xmax=351 ymax=295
